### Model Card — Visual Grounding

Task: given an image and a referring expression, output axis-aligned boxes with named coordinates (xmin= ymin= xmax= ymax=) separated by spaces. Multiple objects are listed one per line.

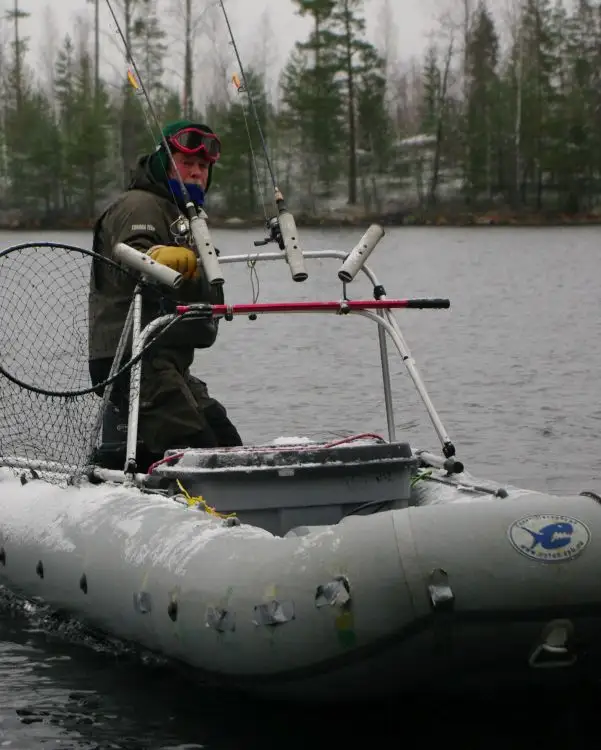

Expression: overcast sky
xmin=20 ymin=0 xmax=436 ymax=78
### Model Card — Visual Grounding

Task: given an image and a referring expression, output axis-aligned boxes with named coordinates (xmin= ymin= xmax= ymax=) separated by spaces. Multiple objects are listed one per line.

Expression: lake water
xmin=0 ymin=225 xmax=600 ymax=747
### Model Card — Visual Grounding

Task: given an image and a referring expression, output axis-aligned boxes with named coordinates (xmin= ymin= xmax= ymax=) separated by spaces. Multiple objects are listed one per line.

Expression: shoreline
xmin=1 ymin=211 xmax=601 ymax=231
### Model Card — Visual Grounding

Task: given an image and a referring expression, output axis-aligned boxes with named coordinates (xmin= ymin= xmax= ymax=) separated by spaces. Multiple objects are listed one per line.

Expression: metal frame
xmin=119 ymin=250 xmax=456 ymax=478
xmin=0 ymin=249 xmax=459 ymax=483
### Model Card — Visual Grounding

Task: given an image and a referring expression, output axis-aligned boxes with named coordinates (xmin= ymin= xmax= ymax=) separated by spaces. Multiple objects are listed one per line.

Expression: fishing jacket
xmin=88 ymin=155 xmax=224 ymax=361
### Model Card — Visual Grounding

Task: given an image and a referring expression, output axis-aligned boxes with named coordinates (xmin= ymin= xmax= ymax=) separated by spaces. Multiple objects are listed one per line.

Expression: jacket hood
xmin=128 ymin=153 xmax=173 ymax=199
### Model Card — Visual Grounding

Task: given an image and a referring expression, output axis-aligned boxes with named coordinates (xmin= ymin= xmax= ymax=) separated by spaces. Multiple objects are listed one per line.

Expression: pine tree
xmin=464 ymin=1 xmax=500 ymax=200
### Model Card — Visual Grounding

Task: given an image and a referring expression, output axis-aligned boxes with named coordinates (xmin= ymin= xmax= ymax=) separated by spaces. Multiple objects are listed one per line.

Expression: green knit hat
xmin=152 ymin=119 xmax=218 ymax=191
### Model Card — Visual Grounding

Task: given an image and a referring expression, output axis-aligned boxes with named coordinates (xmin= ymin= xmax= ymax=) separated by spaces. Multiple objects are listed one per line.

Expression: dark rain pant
xmin=136 ymin=346 xmax=242 ymax=453
xmin=90 ymin=346 xmax=242 ymax=457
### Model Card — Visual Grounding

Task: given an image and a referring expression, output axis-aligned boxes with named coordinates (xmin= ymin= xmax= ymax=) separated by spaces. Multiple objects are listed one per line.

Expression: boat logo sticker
xmin=508 ymin=514 xmax=591 ymax=562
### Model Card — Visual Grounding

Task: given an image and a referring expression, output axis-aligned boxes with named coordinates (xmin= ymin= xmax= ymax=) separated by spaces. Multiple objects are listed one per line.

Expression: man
xmin=88 ymin=119 xmax=242 ymax=470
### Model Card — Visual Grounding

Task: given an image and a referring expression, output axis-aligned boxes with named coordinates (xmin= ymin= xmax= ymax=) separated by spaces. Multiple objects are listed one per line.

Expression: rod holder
xmin=278 ymin=210 xmax=308 ymax=282
xmin=338 ymin=224 xmax=385 ymax=283
xmin=114 ymin=242 xmax=183 ymax=288
xmin=189 ymin=210 xmax=224 ymax=286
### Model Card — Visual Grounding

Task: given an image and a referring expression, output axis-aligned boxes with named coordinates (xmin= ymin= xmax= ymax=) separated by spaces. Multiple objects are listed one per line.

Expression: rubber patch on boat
xmin=206 ymin=606 xmax=236 ymax=632
xmin=253 ymin=600 xmax=295 ymax=626
xmin=315 ymin=576 xmax=351 ymax=608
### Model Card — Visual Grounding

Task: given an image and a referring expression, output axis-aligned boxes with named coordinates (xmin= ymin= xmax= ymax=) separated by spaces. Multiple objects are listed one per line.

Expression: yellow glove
xmin=148 ymin=245 xmax=197 ymax=280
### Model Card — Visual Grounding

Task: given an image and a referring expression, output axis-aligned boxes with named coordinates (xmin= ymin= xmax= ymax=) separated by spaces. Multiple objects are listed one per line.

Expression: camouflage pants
xmin=133 ymin=346 xmax=242 ymax=455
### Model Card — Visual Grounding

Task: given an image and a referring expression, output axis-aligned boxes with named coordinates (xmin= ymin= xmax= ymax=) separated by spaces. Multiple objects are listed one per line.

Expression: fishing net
xmin=0 ymin=242 xmax=168 ymax=485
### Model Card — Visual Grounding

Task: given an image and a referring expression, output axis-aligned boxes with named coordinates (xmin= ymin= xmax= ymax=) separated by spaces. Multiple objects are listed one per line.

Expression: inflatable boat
xmin=0 ymin=227 xmax=600 ymax=703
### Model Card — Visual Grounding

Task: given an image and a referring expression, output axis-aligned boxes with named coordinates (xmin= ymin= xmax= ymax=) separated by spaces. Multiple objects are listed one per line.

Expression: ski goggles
xmin=167 ymin=127 xmax=221 ymax=162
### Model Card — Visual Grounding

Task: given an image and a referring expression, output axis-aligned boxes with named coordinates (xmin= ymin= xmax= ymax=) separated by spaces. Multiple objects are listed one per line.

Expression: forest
xmin=2 ymin=0 xmax=601 ymax=228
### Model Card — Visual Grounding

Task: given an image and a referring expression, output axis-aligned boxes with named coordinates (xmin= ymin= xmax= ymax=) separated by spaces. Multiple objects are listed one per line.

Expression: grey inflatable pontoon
xmin=0 ymin=228 xmax=600 ymax=703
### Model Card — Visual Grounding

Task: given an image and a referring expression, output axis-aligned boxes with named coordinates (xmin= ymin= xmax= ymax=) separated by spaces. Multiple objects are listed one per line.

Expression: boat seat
xmin=90 ymin=402 xmax=162 ymax=473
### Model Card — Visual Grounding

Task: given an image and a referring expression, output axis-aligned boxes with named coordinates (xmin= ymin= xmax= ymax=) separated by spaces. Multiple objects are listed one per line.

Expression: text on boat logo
xmin=508 ymin=514 xmax=590 ymax=562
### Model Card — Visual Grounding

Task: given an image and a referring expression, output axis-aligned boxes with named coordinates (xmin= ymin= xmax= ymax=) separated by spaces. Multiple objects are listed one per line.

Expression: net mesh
xmin=0 ymin=242 xmax=142 ymax=484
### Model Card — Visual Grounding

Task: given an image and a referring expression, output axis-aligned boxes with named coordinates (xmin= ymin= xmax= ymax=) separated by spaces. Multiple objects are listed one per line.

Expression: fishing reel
xmin=169 ymin=215 xmax=190 ymax=244
xmin=253 ymin=200 xmax=308 ymax=281
xmin=254 ymin=216 xmax=285 ymax=250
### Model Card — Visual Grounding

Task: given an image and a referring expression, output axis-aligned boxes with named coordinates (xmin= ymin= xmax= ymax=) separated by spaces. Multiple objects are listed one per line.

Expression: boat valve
xmin=528 ymin=619 xmax=576 ymax=668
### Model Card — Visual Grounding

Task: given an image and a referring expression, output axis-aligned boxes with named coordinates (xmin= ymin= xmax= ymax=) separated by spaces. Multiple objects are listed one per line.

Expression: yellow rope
xmin=410 ymin=468 xmax=433 ymax=487
xmin=176 ymin=480 xmax=237 ymax=520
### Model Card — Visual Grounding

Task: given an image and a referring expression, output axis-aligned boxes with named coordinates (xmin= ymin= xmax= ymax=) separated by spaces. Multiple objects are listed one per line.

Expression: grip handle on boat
xmin=189 ymin=211 xmax=225 ymax=286
xmin=113 ymin=242 xmax=183 ymax=289
xmin=416 ymin=450 xmax=464 ymax=474
xmin=337 ymin=224 xmax=385 ymax=283
xmin=278 ymin=210 xmax=308 ymax=282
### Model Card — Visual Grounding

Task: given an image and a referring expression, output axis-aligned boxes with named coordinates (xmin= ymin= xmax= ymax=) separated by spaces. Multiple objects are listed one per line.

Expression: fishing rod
xmin=218 ymin=0 xmax=308 ymax=283
xmin=104 ymin=0 xmax=223 ymax=286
